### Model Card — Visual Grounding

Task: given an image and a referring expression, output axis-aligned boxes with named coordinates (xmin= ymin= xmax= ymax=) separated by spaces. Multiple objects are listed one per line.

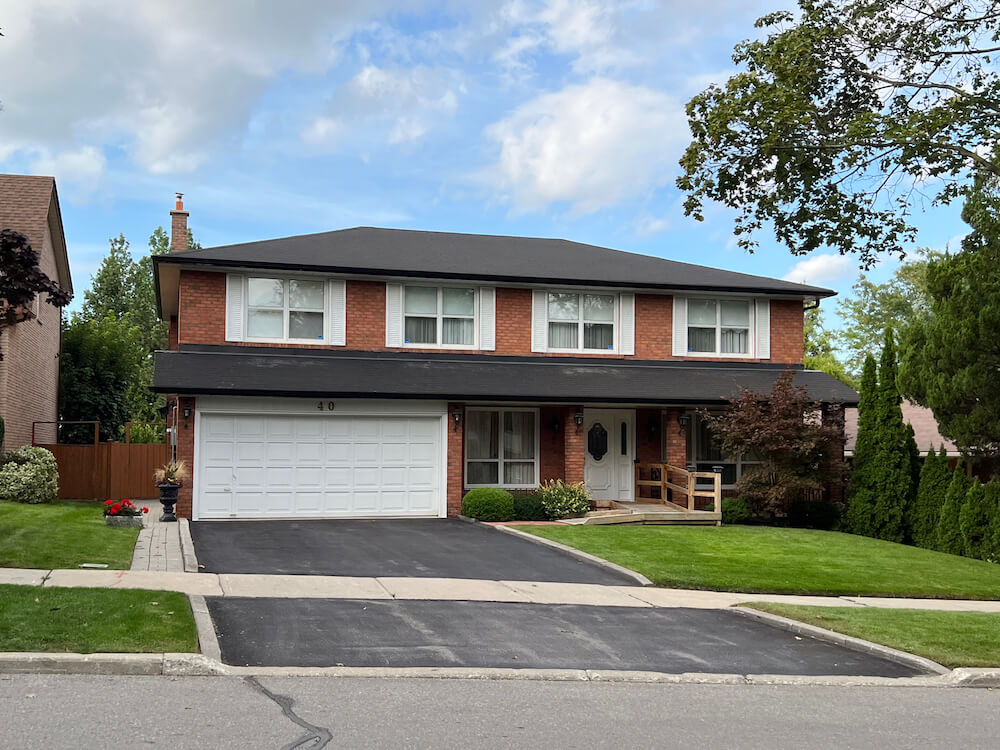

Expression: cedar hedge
xmin=461 ymin=488 xmax=515 ymax=522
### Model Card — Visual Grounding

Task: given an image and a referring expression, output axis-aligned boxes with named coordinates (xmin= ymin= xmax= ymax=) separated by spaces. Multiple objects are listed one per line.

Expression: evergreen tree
xmin=846 ymin=354 xmax=878 ymax=535
xmin=911 ymin=446 xmax=951 ymax=549
xmin=985 ymin=481 xmax=1000 ymax=562
xmin=960 ymin=478 xmax=991 ymax=560
xmin=937 ymin=463 xmax=970 ymax=555
xmin=903 ymin=424 xmax=921 ymax=541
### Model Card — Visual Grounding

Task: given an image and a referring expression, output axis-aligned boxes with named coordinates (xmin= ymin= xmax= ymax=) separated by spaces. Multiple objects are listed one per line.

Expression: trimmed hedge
xmin=537 ymin=480 xmax=591 ymax=520
xmin=0 ymin=446 xmax=59 ymax=504
xmin=512 ymin=491 xmax=548 ymax=521
xmin=721 ymin=496 xmax=752 ymax=524
xmin=461 ymin=488 xmax=514 ymax=522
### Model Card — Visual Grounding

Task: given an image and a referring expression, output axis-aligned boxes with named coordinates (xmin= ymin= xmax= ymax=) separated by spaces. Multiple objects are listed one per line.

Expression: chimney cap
xmin=174 ymin=192 xmax=185 ymax=212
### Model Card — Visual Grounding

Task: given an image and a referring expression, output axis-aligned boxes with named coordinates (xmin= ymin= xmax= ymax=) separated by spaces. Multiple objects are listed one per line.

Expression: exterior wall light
xmin=452 ymin=408 xmax=462 ymax=430
xmin=182 ymin=405 xmax=191 ymax=419
xmin=574 ymin=411 xmax=585 ymax=428
xmin=676 ymin=413 xmax=690 ymax=433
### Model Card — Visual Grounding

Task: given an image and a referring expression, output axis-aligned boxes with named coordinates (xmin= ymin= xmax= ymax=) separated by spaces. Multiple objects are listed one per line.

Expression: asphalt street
xmin=2 ymin=674 xmax=999 ymax=749
xmin=208 ymin=597 xmax=922 ymax=676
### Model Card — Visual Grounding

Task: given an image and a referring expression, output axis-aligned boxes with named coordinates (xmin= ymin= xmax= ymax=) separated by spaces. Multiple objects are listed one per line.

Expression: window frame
xmin=544 ymin=290 xmax=619 ymax=353
xmin=685 ymin=297 xmax=754 ymax=358
xmin=688 ymin=411 xmax=761 ymax=489
xmin=464 ymin=407 xmax=541 ymax=490
xmin=402 ymin=285 xmax=478 ymax=349
xmin=244 ymin=276 xmax=327 ymax=344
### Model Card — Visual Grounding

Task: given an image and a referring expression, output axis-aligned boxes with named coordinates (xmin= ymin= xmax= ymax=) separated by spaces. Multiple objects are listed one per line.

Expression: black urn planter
xmin=157 ymin=482 xmax=182 ymax=522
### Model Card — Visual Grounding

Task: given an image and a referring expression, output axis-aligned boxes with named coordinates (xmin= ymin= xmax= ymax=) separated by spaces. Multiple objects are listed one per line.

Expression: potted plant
xmin=153 ymin=460 xmax=189 ymax=522
xmin=104 ymin=499 xmax=149 ymax=528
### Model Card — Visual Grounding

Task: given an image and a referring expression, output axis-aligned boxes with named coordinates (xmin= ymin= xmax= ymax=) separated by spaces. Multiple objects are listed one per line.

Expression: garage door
xmin=196 ymin=414 xmax=443 ymax=519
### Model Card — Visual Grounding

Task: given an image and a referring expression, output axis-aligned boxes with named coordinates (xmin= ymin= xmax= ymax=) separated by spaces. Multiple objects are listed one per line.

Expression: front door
xmin=583 ymin=409 xmax=634 ymax=502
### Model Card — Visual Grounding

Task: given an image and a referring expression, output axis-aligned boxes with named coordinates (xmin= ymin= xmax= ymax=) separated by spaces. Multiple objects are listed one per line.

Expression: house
xmin=0 ymin=175 xmax=73 ymax=449
xmin=152 ymin=197 xmax=856 ymax=521
xmin=844 ymin=400 xmax=960 ymax=460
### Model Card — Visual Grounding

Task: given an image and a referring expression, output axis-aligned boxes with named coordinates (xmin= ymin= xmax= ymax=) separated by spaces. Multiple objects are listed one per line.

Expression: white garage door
xmin=196 ymin=413 xmax=444 ymax=519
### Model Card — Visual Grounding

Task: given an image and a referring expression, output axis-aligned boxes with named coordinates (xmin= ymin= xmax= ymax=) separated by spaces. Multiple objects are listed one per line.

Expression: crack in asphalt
xmin=244 ymin=676 xmax=332 ymax=749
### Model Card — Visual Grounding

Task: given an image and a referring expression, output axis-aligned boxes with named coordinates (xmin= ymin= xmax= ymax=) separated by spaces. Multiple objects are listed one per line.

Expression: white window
xmin=465 ymin=408 xmax=539 ymax=489
xmin=404 ymin=286 xmax=476 ymax=347
xmin=689 ymin=412 xmax=761 ymax=488
xmin=246 ymin=277 xmax=325 ymax=342
xmin=687 ymin=299 xmax=751 ymax=355
xmin=547 ymin=292 xmax=616 ymax=351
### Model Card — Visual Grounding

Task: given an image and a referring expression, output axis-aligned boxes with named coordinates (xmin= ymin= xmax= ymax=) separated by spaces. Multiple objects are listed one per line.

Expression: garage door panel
xmin=198 ymin=412 xmax=443 ymax=519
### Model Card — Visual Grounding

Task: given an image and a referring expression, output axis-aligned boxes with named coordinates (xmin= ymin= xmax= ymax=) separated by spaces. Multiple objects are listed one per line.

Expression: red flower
xmin=142 ymin=507 xmax=149 ymax=514
xmin=110 ymin=503 xmax=121 ymax=515
xmin=104 ymin=499 xmax=113 ymax=505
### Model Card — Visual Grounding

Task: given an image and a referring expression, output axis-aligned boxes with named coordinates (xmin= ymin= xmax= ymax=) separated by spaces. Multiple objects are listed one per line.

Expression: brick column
xmin=175 ymin=396 xmax=195 ymax=518
xmin=822 ymin=402 xmax=847 ymax=504
xmin=563 ymin=405 xmax=585 ymax=484
xmin=446 ymin=402 xmax=465 ymax=516
xmin=663 ymin=407 xmax=689 ymax=468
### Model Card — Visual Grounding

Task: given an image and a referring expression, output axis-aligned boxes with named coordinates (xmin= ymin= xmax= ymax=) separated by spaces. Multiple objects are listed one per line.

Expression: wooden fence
xmin=33 ymin=422 xmax=170 ymax=501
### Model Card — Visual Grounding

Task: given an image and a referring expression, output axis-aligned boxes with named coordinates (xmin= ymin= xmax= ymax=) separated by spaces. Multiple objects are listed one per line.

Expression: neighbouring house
xmin=0 ymin=175 xmax=73 ymax=449
xmin=844 ymin=400 xmax=960 ymax=460
xmin=152 ymin=197 xmax=856 ymax=521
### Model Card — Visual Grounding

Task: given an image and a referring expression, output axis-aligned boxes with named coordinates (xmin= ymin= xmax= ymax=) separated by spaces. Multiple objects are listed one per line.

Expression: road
xmin=3 ymin=674 xmax=999 ymax=749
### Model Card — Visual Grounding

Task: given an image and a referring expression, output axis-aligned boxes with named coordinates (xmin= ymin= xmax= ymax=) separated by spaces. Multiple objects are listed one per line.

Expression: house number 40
xmin=316 ymin=401 xmax=336 ymax=411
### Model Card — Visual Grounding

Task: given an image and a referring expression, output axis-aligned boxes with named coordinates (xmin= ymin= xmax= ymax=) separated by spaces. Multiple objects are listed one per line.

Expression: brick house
xmin=152 ymin=199 xmax=856 ymax=521
xmin=0 ymin=175 xmax=73 ymax=449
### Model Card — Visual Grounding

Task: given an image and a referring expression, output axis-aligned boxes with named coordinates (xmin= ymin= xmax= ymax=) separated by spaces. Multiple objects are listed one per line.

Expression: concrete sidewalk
xmin=3 ymin=566 xmax=1000 ymax=611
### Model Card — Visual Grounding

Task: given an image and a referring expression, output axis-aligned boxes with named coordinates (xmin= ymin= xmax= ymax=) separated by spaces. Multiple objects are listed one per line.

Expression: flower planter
xmin=157 ymin=482 xmax=182 ymax=522
xmin=105 ymin=515 xmax=144 ymax=528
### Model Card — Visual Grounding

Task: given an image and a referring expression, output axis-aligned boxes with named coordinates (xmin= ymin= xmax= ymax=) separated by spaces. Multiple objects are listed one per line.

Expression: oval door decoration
xmin=588 ymin=422 xmax=609 ymax=461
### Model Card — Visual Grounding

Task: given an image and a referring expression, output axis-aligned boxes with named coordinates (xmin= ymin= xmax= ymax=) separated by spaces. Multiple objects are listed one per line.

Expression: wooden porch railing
xmin=635 ymin=463 xmax=722 ymax=516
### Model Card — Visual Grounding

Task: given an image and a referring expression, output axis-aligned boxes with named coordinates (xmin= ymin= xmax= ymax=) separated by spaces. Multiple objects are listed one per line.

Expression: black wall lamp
xmin=452 ymin=408 xmax=462 ymax=430
xmin=574 ymin=411 xmax=584 ymax=429
xmin=182 ymin=405 xmax=191 ymax=420
xmin=676 ymin=413 xmax=690 ymax=433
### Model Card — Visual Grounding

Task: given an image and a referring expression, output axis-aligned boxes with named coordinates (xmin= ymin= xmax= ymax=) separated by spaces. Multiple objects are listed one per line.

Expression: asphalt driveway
xmin=207 ymin=598 xmax=923 ymax=677
xmin=190 ymin=518 xmax=634 ymax=584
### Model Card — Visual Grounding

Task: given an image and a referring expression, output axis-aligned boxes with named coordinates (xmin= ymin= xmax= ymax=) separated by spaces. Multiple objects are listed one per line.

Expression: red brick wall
xmin=563 ymin=406 xmax=585 ymax=484
xmin=174 ymin=271 xmax=805 ymax=364
xmin=175 ymin=396 xmax=195 ymax=518
xmin=539 ymin=406 xmax=566 ymax=482
xmin=663 ymin=408 xmax=689 ymax=468
xmin=447 ymin=402 xmax=464 ymax=516
xmin=635 ymin=409 xmax=663 ymax=463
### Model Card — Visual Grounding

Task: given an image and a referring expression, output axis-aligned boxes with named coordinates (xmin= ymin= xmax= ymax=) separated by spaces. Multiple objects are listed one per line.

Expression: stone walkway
xmin=130 ymin=509 xmax=185 ymax=573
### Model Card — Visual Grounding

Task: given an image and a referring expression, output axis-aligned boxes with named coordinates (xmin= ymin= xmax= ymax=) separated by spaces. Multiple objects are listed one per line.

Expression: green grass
xmin=0 ymin=501 xmax=140 ymax=569
xmin=0 ymin=585 xmax=197 ymax=653
xmin=520 ymin=525 xmax=1000 ymax=598
xmin=746 ymin=604 xmax=1000 ymax=668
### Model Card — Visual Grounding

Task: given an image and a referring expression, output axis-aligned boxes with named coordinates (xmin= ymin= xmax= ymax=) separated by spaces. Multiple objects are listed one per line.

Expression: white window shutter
xmin=531 ymin=290 xmax=548 ymax=352
xmin=619 ymin=293 xmax=635 ymax=355
xmin=479 ymin=287 xmax=496 ymax=351
xmin=327 ymin=279 xmax=346 ymax=346
xmin=385 ymin=283 xmax=403 ymax=348
xmin=225 ymin=273 xmax=245 ymax=342
xmin=671 ymin=296 xmax=687 ymax=356
xmin=755 ymin=298 xmax=771 ymax=359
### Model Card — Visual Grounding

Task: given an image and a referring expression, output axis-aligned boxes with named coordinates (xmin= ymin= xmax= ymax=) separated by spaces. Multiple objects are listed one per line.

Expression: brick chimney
xmin=169 ymin=192 xmax=189 ymax=253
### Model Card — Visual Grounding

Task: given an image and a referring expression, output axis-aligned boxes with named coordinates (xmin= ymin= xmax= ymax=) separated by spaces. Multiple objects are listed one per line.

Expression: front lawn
xmin=0 ymin=501 xmax=139 ymax=569
xmin=520 ymin=525 xmax=1000 ymax=598
xmin=0 ymin=585 xmax=198 ymax=653
xmin=746 ymin=604 xmax=1000 ymax=668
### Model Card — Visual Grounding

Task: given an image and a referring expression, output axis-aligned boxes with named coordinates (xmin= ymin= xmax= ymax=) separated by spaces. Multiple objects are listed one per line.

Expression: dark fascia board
xmin=153 ymin=255 xmax=837 ymax=299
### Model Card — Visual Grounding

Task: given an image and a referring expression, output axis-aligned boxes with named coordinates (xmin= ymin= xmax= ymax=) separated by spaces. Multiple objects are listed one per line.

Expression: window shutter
xmin=755 ymin=298 xmax=770 ymax=359
xmin=619 ymin=293 xmax=635 ymax=355
xmin=531 ymin=290 xmax=548 ymax=352
xmin=479 ymin=287 xmax=496 ymax=351
xmin=385 ymin=283 xmax=403 ymax=348
xmin=327 ymin=279 xmax=346 ymax=346
xmin=671 ymin=296 xmax=687 ymax=356
xmin=225 ymin=273 xmax=245 ymax=342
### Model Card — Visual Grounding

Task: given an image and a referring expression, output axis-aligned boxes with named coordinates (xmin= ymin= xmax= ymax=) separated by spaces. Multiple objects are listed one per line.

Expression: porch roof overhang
xmin=153 ymin=345 xmax=859 ymax=405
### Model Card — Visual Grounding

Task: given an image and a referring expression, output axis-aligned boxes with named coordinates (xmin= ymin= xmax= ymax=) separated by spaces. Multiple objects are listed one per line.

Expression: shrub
xmin=959 ymin=479 xmax=990 ymax=560
xmin=0 ymin=446 xmax=59 ymax=504
xmin=936 ymin=465 xmax=969 ymax=555
xmin=721 ymin=496 xmax=752 ymax=524
xmin=787 ymin=498 xmax=842 ymax=530
xmin=986 ymin=482 xmax=1000 ymax=563
xmin=911 ymin=446 xmax=952 ymax=549
xmin=461 ymin=488 xmax=514 ymax=521
xmin=512 ymin=491 xmax=548 ymax=521
xmin=537 ymin=479 xmax=591 ymax=519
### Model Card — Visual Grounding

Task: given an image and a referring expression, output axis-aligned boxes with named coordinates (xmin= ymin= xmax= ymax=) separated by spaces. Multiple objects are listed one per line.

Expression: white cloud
xmin=633 ymin=215 xmax=670 ymax=236
xmin=29 ymin=146 xmax=106 ymax=197
xmin=482 ymin=77 xmax=687 ymax=214
xmin=782 ymin=254 xmax=854 ymax=286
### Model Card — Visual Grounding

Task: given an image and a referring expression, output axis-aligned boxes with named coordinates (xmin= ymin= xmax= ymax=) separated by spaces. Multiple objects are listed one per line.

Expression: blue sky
xmin=0 ymin=1 xmax=970 ymax=319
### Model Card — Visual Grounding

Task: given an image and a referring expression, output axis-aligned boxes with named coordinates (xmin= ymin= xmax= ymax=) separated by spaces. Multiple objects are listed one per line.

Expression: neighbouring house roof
xmin=153 ymin=345 xmax=859 ymax=405
xmin=844 ymin=400 xmax=959 ymax=456
xmin=155 ymin=226 xmax=835 ymax=299
xmin=0 ymin=174 xmax=73 ymax=294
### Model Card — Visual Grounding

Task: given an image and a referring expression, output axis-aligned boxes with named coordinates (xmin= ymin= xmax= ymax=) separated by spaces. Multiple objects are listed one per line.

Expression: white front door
xmin=583 ymin=409 xmax=635 ymax=502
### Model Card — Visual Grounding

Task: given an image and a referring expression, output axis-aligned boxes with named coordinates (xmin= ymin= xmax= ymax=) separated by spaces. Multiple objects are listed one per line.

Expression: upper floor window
xmin=687 ymin=299 xmax=750 ymax=355
xmin=246 ymin=277 xmax=325 ymax=341
xmin=404 ymin=286 xmax=476 ymax=347
xmin=547 ymin=292 xmax=616 ymax=351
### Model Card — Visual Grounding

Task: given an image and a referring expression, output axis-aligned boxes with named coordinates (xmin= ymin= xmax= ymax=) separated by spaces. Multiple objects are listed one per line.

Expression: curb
xmin=188 ymin=594 xmax=222 ymax=662
xmin=1 ymin=653 xmax=997 ymax=687
xmin=178 ymin=519 xmax=199 ymax=573
xmin=485 ymin=522 xmax=653 ymax=587
xmin=732 ymin=606 xmax=951 ymax=676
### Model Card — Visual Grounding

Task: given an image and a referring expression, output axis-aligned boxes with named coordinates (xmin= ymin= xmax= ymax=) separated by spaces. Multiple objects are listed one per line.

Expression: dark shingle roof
xmin=153 ymin=346 xmax=858 ymax=404
xmin=156 ymin=226 xmax=834 ymax=297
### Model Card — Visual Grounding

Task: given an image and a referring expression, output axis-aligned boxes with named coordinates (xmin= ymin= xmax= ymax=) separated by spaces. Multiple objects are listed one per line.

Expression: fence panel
xmin=109 ymin=442 xmax=170 ymax=500
xmin=37 ymin=442 xmax=169 ymax=501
